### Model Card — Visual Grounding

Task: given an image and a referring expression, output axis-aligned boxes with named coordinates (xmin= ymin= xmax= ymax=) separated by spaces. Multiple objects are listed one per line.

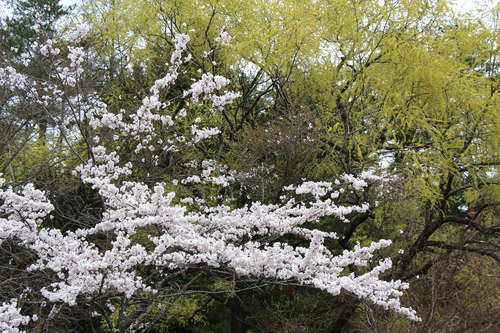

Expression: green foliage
xmin=197 ymin=303 xmax=231 ymax=333
xmin=102 ymin=293 xmax=211 ymax=332
xmin=2 ymin=0 xmax=70 ymax=54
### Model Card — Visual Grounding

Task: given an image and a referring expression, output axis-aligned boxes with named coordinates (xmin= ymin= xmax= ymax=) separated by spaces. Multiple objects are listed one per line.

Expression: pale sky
xmin=454 ymin=0 xmax=475 ymax=11
xmin=0 ymin=1 xmax=491 ymax=26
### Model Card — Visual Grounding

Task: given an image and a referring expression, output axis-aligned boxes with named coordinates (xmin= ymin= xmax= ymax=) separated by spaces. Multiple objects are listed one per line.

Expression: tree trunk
xmin=35 ymin=119 xmax=47 ymax=190
xmin=228 ymin=287 xmax=251 ymax=333
xmin=324 ymin=296 xmax=360 ymax=333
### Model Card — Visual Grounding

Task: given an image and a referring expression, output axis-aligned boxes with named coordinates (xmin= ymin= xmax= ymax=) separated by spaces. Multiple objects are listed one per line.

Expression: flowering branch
xmin=0 ymin=26 xmax=419 ymax=332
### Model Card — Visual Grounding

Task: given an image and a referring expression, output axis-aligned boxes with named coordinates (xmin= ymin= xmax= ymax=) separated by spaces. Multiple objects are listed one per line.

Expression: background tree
xmin=2 ymin=0 xmax=70 ymax=54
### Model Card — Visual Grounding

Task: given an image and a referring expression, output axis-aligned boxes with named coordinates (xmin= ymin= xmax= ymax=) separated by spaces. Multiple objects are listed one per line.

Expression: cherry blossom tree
xmin=0 ymin=24 xmax=420 ymax=332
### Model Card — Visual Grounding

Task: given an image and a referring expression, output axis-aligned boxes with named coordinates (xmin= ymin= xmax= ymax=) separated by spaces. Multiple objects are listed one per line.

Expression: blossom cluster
xmin=0 ymin=299 xmax=33 ymax=333
xmin=0 ymin=66 xmax=26 ymax=89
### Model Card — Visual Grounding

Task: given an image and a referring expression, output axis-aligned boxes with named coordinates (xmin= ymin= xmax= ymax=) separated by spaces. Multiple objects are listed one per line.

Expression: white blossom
xmin=0 ymin=299 xmax=32 ymax=333
xmin=71 ymin=23 xmax=90 ymax=43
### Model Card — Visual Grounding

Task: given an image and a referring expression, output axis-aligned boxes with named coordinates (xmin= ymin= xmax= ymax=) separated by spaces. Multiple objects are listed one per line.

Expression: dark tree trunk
xmin=228 ymin=286 xmax=251 ymax=333
xmin=35 ymin=119 xmax=47 ymax=190
xmin=324 ymin=296 xmax=360 ymax=333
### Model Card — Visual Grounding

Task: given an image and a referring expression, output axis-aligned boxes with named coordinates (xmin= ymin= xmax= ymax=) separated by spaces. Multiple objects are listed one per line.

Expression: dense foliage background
xmin=2 ymin=0 xmax=500 ymax=332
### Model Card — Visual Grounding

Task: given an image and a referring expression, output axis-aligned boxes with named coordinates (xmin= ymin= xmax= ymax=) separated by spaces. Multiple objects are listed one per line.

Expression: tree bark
xmin=324 ymin=296 xmax=360 ymax=333
xmin=228 ymin=286 xmax=251 ymax=333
